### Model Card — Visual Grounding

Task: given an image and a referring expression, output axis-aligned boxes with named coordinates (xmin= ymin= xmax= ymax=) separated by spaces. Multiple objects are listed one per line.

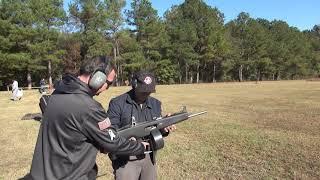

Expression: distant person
xmin=107 ymin=71 xmax=176 ymax=180
xmin=11 ymin=80 xmax=22 ymax=100
xmin=39 ymin=78 xmax=46 ymax=94
xmin=23 ymin=56 xmax=148 ymax=180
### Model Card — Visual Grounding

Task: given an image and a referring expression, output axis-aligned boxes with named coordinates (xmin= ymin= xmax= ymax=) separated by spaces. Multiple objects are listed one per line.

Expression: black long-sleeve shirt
xmin=107 ymin=89 xmax=169 ymax=164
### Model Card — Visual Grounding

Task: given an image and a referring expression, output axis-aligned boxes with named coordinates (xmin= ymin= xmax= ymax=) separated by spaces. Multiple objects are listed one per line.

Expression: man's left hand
xmin=164 ymin=125 xmax=176 ymax=132
xmin=163 ymin=113 xmax=177 ymax=132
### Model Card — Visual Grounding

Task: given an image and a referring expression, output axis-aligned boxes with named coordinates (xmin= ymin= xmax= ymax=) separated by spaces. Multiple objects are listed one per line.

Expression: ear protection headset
xmin=88 ymin=69 xmax=107 ymax=90
xmin=83 ymin=56 xmax=114 ymax=91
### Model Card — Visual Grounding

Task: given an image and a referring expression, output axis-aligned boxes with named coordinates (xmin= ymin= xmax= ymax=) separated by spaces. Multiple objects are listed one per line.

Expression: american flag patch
xmin=98 ymin=118 xmax=111 ymax=130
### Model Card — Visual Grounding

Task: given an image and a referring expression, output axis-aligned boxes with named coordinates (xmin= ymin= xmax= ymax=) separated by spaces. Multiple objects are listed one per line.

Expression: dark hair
xmin=79 ymin=56 xmax=116 ymax=76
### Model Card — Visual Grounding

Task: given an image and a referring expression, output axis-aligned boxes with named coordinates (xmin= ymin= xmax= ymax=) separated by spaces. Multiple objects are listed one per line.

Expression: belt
xmin=128 ymin=154 xmax=146 ymax=161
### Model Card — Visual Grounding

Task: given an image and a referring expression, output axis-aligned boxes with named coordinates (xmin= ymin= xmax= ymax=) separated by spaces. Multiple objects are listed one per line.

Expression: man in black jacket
xmin=107 ymin=71 xmax=176 ymax=180
xmin=25 ymin=56 xmax=148 ymax=180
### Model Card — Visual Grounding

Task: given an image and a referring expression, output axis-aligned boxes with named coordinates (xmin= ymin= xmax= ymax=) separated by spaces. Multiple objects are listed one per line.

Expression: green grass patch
xmin=0 ymin=80 xmax=319 ymax=179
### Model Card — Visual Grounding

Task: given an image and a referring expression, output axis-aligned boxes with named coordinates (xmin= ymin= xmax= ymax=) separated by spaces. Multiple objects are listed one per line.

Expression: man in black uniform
xmin=107 ymin=71 xmax=176 ymax=180
xmin=25 ymin=56 xmax=148 ymax=180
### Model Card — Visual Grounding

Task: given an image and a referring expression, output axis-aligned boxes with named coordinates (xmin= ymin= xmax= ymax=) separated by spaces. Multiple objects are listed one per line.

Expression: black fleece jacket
xmin=28 ymin=74 xmax=145 ymax=180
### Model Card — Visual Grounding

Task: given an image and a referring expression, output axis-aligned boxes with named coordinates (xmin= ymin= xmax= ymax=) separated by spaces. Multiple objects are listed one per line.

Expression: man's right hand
xmin=141 ymin=141 xmax=150 ymax=150
xmin=129 ymin=137 xmax=149 ymax=151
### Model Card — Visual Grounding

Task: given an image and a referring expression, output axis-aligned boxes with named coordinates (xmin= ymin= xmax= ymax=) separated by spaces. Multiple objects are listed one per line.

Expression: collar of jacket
xmin=54 ymin=74 xmax=95 ymax=97
xmin=126 ymin=89 xmax=152 ymax=109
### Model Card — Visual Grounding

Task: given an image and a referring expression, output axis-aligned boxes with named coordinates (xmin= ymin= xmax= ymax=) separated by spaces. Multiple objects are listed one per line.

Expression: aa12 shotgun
xmin=117 ymin=106 xmax=207 ymax=151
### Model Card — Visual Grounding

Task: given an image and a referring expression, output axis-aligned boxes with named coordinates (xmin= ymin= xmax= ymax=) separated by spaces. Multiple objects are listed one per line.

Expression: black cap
xmin=132 ymin=71 xmax=156 ymax=93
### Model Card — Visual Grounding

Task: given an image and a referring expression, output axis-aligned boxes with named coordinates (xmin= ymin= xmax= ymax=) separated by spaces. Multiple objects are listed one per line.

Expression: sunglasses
xmin=106 ymin=79 xmax=113 ymax=86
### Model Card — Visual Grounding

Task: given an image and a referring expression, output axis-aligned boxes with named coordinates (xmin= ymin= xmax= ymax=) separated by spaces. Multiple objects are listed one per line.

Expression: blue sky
xmin=64 ymin=0 xmax=319 ymax=31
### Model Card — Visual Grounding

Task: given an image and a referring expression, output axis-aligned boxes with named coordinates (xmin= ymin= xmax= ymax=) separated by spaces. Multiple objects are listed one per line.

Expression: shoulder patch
xmin=98 ymin=117 xmax=111 ymax=131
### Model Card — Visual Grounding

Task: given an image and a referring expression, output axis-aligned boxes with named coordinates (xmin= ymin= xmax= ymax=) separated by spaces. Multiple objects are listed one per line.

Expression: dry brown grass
xmin=0 ymin=80 xmax=320 ymax=179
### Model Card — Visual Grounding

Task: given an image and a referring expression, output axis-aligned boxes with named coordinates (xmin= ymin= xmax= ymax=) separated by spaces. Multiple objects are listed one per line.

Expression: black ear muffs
xmin=89 ymin=70 xmax=107 ymax=90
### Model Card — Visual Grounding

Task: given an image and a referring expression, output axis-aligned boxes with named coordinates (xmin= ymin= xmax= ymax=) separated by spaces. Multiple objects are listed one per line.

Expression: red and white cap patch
xmin=144 ymin=76 xmax=152 ymax=84
xmin=98 ymin=117 xmax=111 ymax=131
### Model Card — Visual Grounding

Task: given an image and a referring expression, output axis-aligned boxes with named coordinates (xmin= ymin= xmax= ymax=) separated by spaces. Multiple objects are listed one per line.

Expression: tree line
xmin=0 ymin=0 xmax=319 ymax=89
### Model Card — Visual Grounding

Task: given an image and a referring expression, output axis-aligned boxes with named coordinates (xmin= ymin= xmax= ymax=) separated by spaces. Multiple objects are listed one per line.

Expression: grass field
xmin=0 ymin=80 xmax=319 ymax=179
